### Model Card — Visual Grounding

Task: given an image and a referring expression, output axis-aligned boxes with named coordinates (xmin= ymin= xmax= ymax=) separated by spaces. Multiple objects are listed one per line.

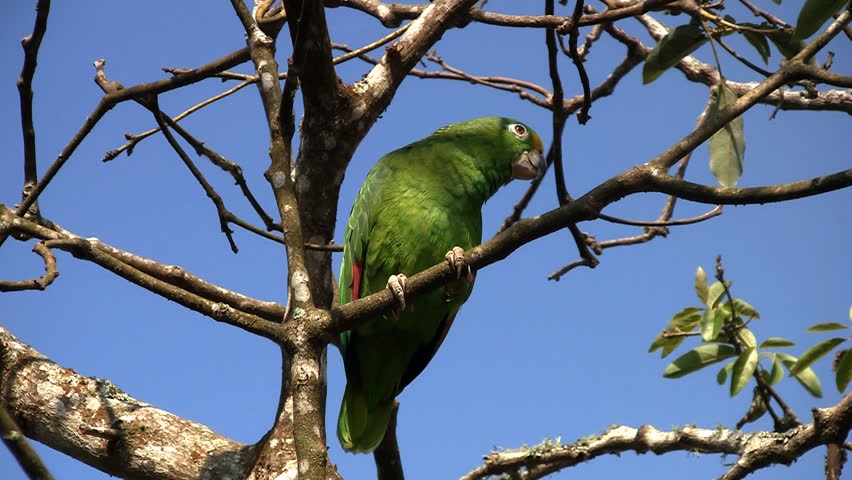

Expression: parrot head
xmin=504 ymin=120 xmax=546 ymax=181
xmin=431 ymin=116 xmax=546 ymax=186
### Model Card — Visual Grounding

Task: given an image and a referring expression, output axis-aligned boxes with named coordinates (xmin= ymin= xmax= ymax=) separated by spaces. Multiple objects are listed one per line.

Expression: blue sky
xmin=1 ymin=1 xmax=850 ymax=479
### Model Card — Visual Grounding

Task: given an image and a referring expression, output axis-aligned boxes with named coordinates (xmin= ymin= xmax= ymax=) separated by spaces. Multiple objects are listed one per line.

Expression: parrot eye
xmin=508 ymin=123 xmax=528 ymax=139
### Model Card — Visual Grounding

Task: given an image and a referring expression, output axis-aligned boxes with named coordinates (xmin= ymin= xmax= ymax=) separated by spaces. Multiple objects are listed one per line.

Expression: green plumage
xmin=337 ymin=116 xmax=544 ymax=453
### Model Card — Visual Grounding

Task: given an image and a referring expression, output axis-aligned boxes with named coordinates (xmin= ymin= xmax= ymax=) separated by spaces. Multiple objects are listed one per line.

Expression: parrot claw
xmin=445 ymin=246 xmax=474 ymax=284
xmin=386 ymin=274 xmax=407 ymax=319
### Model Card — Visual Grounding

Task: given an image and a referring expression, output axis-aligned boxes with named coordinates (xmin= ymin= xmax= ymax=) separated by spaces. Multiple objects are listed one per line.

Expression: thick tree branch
xmin=0 ymin=326 xmax=258 ymax=480
xmin=229 ymin=4 xmax=335 ymax=480
xmin=328 ymin=0 xmax=673 ymax=29
xmin=460 ymin=394 xmax=852 ymax=480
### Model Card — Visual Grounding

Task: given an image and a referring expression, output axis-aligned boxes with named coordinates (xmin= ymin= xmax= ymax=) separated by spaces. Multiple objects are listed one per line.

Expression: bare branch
xmin=0 ymin=241 xmax=58 ymax=292
xmin=373 ymin=402 xmax=404 ymax=480
xmin=0 ymin=402 xmax=55 ymax=480
xmin=17 ymin=0 xmax=51 ymax=219
xmin=0 ymin=326 xmax=260 ymax=480
xmin=328 ymin=0 xmax=674 ymax=30
xmin=460 ymin=394 xmax=852 ymax=480
xmin=336 ymin=166 xmax=852 ymax=332
xmin=563 ymin=0 xmax=592 ymax=124
xmin=148 ymin=98 xmax=240 ymax=251
xmin=1 ymin=48 xmax=252 ymax=249
xmin=103 ymin=78 xmax=252 ymax=162
xmin=605 ymin=15 xmax=852 ymax=114
xmin=0 ymin=204 xmax=287 ymax=322
xmin=649 ymin=168 xmax=852 ymax=205
xmin=599 ymin=204 xmax=723 ymax=227
xmin=44 ymin=236 xmax=284 ymax=340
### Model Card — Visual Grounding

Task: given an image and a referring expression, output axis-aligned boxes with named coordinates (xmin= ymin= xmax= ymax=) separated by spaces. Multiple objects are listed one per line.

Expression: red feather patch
xmin=351 ymin=261 xmax=363 ymax=300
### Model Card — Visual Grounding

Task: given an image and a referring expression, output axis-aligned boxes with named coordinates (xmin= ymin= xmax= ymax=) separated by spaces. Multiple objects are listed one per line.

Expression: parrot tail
xmin=337 ymin=383 xmax=393 ymax=453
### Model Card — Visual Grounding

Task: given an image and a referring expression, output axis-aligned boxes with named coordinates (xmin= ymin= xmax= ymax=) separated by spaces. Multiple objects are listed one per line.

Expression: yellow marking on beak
xmin=531 ymin=131 xmax=544 ymax=153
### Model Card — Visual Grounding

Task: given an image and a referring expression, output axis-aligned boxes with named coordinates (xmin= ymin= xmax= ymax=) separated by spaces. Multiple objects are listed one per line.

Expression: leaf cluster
xmin=649 ymin=265 xmax=852 ymax=427
xmin=642 ymin=1 xmax=845 ymax=84
xmin=641 ymin=1 xmax=848 ymax=189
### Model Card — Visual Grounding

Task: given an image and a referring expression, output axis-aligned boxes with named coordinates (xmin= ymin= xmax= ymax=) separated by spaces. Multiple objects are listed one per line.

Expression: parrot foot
xmin=445 ymin=246 xmax=474 ymax=284
xmin=386 ymin=273 xmax=408 ymax=319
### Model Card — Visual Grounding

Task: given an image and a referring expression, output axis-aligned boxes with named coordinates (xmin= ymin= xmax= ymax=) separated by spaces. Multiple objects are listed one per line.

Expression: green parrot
xmin=337 ymin=116 xmax=545 ymax=453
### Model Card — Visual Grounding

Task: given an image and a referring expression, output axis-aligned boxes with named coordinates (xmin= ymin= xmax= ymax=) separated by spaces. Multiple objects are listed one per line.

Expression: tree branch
xmin=0 ymin=204 xmax=286 ymax=338
xmin=335 ymin=167 xmax=852 ymax=334
xmin=0 ymin=402 xmax=55 ymax=480
xmin=17 ymin=0 xmax=51 ymax=219
xmin=459 ymin=394 xmax=852 ymax=480
xmin=0 ymin=241 xmax=57 ymax=292
xmin=1 ymin=47 xmax=252 ymax=249
xmin=0 ymin=326 xmax=259 ymax=480
xmin=328 ymin=0 xmax=673 ymax=29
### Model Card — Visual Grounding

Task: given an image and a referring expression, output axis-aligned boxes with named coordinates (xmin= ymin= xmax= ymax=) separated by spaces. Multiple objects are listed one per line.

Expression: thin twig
xmin=17 ymin=0 xmax=51 ymax=219
xmin=333 ymin=22 xmax=411 ymax=64
xmin=0 ymin=241 xmax=58 ymax=292
xmin=42 ymin=236 xmax=283 ymax=340
xmin=1 ymin=48 xmax=252 ymax=249
xmin=0 ymin=204 xmax=287 ymax=321
xmin=715 ymin=257 xmax=801 ymax=430
xmin=103 ymin=79 xmax=253 ymax=161
xmin=716 ymin=37 xmax=773 ymax=78
xmin=149 ymin=97 xmax=240 ymax=252
xmin=738 ymin=0 xmax=790 ymax=27
xmin=0 ymin=402 xmax=55 ymax=480
xmin=565 ymin=0 xmax=592 ymax=124
xmin=599 ymin=205 xmax=723 ymax=227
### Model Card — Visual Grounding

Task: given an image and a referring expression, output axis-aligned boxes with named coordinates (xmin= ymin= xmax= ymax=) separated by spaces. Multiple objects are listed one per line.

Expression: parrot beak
xmin=511 ymin=132 xmax=546 ymax=180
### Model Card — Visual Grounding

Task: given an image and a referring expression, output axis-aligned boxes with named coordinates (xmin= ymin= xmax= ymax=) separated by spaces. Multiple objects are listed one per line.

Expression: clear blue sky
xmin=2 ymin=2 xmax=850 ymax=479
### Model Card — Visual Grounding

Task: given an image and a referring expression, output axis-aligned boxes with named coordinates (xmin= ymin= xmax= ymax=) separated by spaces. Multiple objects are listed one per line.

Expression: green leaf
xmin=835 ymin=349 xmax=852 ymax=392
xmin=793 ymin=365 xmax=823 ymax=397
xmin=707 ymin=281 xmax=727 ymax=309
xmin=737 ymin=328 xmax=758 ymax=349
xmin=790 ymin=337 xmax=846 ymax=375
xmin=664 ymin=344 xmax=737 ymax=378
xmin=738 ymin=388 xmax=768 ymax=427
xmin=701 ymin=308 xmax=724 ymax=341
xmin=777 ymin=352 xmax=824 ymax=398
xmin=717 ymin=361 xmax=735 ymax=385
xmin=760 ymin=337 xmax=795 ymax=348
xmin=730 ymin=347 xmax=759 ymax=396
xmin=806 ymin=322 xmax=850 ymax=332
xmin=740 ymin=28 xmax=771 ymax=64
xmin=793 ymin=0 xmax=847 ymax=41
xmin=708 ymin=81 xmax=746 ymax=187
xmin=649 ymin=330 xmax=667 ymax=353
xmin=768 ymin=354 xmax=784 ymax=385
xmin=695 ymin=267 xmax=709 ymax=304
xmin=670 ymin=307 xmax=703 ymax=329
xmin=661 ymin=335 xmax=686 ymax=358
xmin=650 ymin=327 xmax=688 ymax=358
xmin=728 ymin=298 xmax=760 ymax=319
xmin=643 ymin=24 xmax=708 ymax=84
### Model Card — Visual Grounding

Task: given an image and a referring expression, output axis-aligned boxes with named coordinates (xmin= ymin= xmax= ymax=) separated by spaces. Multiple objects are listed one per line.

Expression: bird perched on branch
xmin=337 ymin=116 xmax=545 ymax=453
